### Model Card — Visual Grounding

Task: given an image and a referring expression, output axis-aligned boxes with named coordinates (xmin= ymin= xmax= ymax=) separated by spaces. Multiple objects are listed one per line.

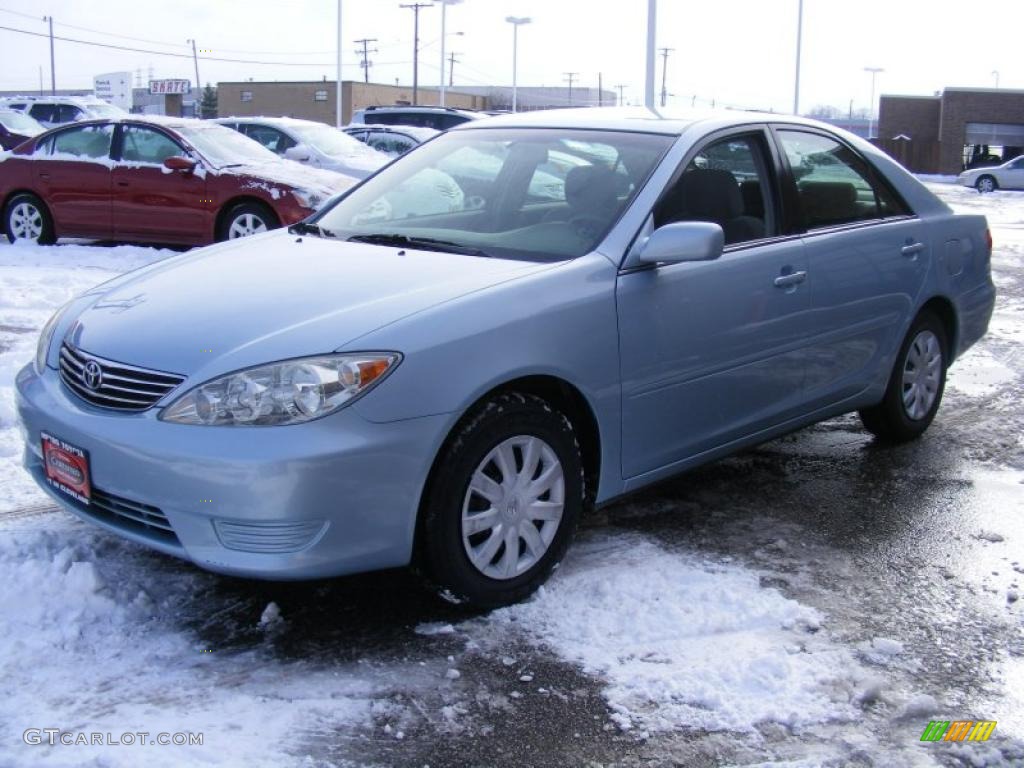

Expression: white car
xmin=0 ymin=96 xmax=126 ymax=129
xmin=216 ymin=116 xmax=388 ymax=179
xmin=957 ymin=156 xmax=1024 ymax=192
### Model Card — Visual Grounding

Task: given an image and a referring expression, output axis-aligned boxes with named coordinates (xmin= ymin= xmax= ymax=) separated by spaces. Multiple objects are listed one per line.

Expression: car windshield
xmin=290 ymin=123 xmax=380 ymax=159
xmin=0 ymin=110 xmax=43 ymax=135
xmin=314 ymin=128 xmax=673 ymax=261
xmin=174 ymin=121 xmax=280 ymax=167
xmin=86 ymin=103 xmax=127 ymax=118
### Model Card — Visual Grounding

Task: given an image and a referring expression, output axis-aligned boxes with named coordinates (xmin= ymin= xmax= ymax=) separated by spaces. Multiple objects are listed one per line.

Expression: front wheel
xmin=976 ymin=175 xmax=997 ymax=193
xmin=420 ymin=392 xmax=584 ymax=609
xmin=859 ymin=312 xmax=947 ymax=443
xmin=5 ymin=193 xmax=56 ymax=245
xmin=218 ymin=202 xmax=279 ymax=241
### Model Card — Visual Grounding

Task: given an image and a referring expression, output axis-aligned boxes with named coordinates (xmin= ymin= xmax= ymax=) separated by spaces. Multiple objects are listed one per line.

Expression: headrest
xmin=677 ymin=169 xmax=743 ymax=221
xmin=798 ymin=181 xmax=858 ymax=225
xmin=565 ymin=165 xmax=619 ymax=212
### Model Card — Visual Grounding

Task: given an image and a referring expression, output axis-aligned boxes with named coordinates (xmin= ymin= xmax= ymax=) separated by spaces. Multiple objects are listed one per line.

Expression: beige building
xmin=216 ymin=80 xmax=487 ymax=125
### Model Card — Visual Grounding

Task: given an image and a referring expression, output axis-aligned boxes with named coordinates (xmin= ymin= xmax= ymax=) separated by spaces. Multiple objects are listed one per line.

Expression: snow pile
xmin=0 ymin=521 xmax=386 ymax=767
xmin=483 ymin=533 xmax=858 ymax=734
xmin=947 ymin=348 xmax=1017 ymax=398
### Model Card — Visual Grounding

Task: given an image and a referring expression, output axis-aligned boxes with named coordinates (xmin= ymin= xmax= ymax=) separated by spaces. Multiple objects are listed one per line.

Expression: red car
xmin=0 ymin=116 xmax=355 ymax=246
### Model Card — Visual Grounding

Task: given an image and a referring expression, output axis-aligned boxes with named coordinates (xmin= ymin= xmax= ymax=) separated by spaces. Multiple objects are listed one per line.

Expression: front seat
xmin=666 ymin=169 xmax=764 ymax=245
xmin=564 ymin=165 xmax=620 ymax=220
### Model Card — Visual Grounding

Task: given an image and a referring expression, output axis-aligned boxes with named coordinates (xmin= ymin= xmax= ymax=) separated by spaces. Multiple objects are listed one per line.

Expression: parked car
xmin=958 ymin=155 xmax=1024 ymax=192
xmin=0 ymin=109 xmax=45 ymax=149
xmin=216 ymin=116 xmax=387 ymax=179
xmin=1 ymin=115 xmax=353 ymax=246
xmin=1 ymin=96 xmax=127 ymax=129
xmin=349 ymin=105 xmax=483 ymax=131
xmin=17 ymin=108 xmax=994 ymax=609
xmin=344 ymin=124 xmax=439 ymax=157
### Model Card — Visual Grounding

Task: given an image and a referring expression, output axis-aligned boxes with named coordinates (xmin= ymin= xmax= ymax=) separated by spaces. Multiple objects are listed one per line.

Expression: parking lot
xmin=0 ymin=181 xmax=1021 ymax=767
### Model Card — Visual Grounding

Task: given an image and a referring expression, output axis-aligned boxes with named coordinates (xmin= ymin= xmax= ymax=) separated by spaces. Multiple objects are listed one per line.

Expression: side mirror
xmin=164 ymin=155 xmax=197 ymax=173
xmin=284 ymin=145 xmax=312 ymax=163
xmin=636 ymin=221 xmax=724 ymax=265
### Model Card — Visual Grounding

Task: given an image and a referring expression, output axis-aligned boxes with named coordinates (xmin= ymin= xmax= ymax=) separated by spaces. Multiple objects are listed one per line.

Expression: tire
xmin=420 ymin=392 xmax=584 ymax=609
xmin=217 ymin=201 xmax=279 ymax=241
xmin=859 ymin=312 xmax=948 ymax=443
xmin=976 ymin=175 xmax=997 ymax=193
xmin=4 ymin=193 xmax=56 ymax=245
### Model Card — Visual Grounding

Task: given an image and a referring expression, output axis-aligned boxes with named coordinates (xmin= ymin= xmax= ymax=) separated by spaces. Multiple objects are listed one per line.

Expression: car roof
xmin=345 ymin=124 xmax=439 ymax=139
xmin=216 ymin=116 xmax=324 ymax=127
xmin=2 ymin=96 xmax=113 ymax=107
xmin=359 ymin=105 xmax=481 ymax=117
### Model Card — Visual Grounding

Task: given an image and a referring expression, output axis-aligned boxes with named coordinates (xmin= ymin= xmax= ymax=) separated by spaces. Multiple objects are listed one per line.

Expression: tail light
xmin=985 ymin=228 xmax=993 ymax=253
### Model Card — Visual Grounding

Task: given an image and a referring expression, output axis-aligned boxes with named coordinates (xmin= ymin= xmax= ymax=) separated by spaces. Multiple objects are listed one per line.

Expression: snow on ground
xmin=472 ymin=532 xmax=860 ymax=735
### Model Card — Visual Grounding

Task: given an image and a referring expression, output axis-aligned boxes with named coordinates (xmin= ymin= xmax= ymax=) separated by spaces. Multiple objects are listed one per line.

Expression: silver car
xmin=958 ymin=155 xmax=1024 ymax=192
xmin=17 ymin=108 xmax=995 ymax=608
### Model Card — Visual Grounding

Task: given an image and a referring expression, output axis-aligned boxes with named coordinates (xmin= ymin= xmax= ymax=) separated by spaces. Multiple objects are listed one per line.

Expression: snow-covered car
xmin=216 ymin=116 xmax=387 ymax=179
xmin=957 ymin=155 xmax=1024 ymax=192
xmin=343 ymin=124 xmax=439 ymax=157
xmin=349 ymin=105 xmax=483 ymax=131
xmin=16 ymin=107 xmax=994 ymax=608
xmin=0 ymin=109 xmax=44 ymax=150
xmin=1 ymin=116 xmax=353 ymax=246
xmin=0 ymin=96 xmax=127 ymax=129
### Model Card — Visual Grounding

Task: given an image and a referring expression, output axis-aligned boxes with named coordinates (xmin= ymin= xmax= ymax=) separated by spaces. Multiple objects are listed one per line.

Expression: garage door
xmin=965 ymin=122 xmax=1024 ymax=144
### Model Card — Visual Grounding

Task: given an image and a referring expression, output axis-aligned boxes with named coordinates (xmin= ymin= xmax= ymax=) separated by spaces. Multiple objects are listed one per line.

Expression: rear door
xmin=773 ymin=127 xmax=929 ymax=408
xmin=35 ymin=123 xmax=114 ymax=238
xmin=240 ymin=123 xmax=296 ymax=157
xmin=111 ymin=123 xmax=208 ymax=244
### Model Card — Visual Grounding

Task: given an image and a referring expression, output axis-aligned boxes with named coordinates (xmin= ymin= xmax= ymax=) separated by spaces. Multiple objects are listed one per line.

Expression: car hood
xmin=66 ymin=231 xmax=556 ymax=378
xmin=217 ymin=160 xmax=357 ymax=194
xmin=319 ymin=151 xmax=387 ymax=178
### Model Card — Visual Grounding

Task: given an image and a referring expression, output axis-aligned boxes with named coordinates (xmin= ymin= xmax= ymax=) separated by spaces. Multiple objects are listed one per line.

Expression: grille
xmin=59 ymin=343 xmax=185 ymax=412
xmin=88 ymin=487 xmax=178 ymax=542
xmin=215 ymin=519 xmax=328 ymax=554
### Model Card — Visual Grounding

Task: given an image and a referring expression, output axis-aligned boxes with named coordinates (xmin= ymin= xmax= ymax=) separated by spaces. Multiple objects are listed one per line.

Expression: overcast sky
xmin=0 ymin=0 xmax=1021 ymax=113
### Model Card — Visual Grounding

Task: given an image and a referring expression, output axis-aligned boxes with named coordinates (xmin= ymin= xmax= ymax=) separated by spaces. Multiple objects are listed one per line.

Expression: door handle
xmin=901 ymin=242 xmax=926 ymax=257
xmin=116 ymin=181 xmax=130 ymax=187
xmin=774 ymin=270 xmax=807 ymax=288
xmin=39 ymin=172 xmax=50 ymax=180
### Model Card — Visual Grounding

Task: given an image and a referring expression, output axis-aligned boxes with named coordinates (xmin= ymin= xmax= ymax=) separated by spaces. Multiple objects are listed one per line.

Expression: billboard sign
xmin=93 ymin=71 xmax=133 ymax=111
xmin=149 ymin=79 xmax=191 ymax=95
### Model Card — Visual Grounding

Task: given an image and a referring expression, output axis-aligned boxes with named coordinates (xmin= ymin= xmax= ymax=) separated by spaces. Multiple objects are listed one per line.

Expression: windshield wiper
xmin=289 ymin=221 xmax=335 ymax=238
xmin=347 ymin=233 xmax=490 ymax=257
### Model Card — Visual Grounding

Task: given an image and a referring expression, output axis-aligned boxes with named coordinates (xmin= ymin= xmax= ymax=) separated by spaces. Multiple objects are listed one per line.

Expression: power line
xmin=615 ymin=83 xmax=627 ymax=106
xmin=399 ymin=2 xmax=433 ymax=105
xmin=659 ymin=47 xmax=673 ymax=108
xmin=563 ymin=72 xmax=578 ymax=105
xmin=447 ymin=51 xmax=460 ymax=87
xmin=354 ymin=37 xmax=378 ymax=83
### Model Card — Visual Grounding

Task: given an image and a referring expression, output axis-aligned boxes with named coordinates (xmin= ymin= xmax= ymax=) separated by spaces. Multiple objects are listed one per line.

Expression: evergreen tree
xmin=200 ymin=83 xmax=218 ymax=119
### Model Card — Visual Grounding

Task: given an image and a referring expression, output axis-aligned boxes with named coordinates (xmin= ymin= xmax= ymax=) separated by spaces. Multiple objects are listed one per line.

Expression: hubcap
xmin=901 ymin=330 xmax=942 ymax=420
xmin=228 ymin=213 xmax=268 ymax=239
xmin=978 ymin=178 xmax=994 ymax=193
xmin=461 ymin=435 xmax=565 ymax=581
xmin=10 ymin=202 xmax=43 ymax=240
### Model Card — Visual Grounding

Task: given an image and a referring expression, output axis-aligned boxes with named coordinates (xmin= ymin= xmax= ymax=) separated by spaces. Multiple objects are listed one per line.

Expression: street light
xmin=506 ymin=16 xmax=531 ymax=113
xmin=439 ymin=0 xmax=463 ymax=107
xmin=992 ymin=70 xmax=1000 ymax=89
xmin=864 ymin=66 xmax=884 ymax=139
xmin=793 ymin=0 xmax=803 ymax=115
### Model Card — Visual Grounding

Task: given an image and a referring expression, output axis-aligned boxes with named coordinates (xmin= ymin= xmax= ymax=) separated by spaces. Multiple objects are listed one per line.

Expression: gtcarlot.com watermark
xmin=24 ymin=729 xmax=203 ymax=747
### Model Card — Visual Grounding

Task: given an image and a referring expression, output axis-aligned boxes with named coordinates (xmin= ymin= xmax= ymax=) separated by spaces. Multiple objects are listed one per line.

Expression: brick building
xmin=216 ymin=80 xmax=486 ymax=125
xmin=877 ymin=87 xmax=1024 ymax=174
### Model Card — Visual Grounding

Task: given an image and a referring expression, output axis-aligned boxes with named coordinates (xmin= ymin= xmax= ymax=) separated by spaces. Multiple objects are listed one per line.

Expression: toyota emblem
xmin=82 ymin=360 xmax=103 ymax=391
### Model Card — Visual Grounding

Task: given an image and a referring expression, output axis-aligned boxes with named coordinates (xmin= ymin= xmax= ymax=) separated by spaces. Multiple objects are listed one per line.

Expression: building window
xmin=241 ymin=91 xmax=253 ymax=103
xmin=314 ymin=90 xmax=328 ymax=102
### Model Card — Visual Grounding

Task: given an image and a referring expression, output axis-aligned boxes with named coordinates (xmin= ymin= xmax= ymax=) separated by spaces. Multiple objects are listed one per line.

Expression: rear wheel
xmin=5 ymin=193 xmax=56 ymax=245
xmin=859 ymin=312 xmax=948 ymax=443
xmin=420 ymin=392 xmax=584 ymax=609
xmin=218 ymin=202 xmax=279 ymax=241
xmin=976 ymin=175 xmax=997 ymax=193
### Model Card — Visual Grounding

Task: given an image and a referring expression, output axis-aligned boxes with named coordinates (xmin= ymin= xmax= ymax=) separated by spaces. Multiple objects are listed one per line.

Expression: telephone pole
xmin=659 ymin=47 xmax=673 ymax=108
xmin=354 ymin=37 xmax=378 ymax=83
xmin=448 ymin=51 xmax=460 ymax=87
xmin=563 ymin=72 xmax=578 ymax=105
xmin=598 ymin=72 xmax=603 ymax=106
xmin=400 ymin=2 xmax=433 ymax=105
xmin=186 ymin=38 xmax=201 ymax=106
xmin=615 ymin=84 xmax=627 ymax=106
xmin=42 ymin=15 xmax=55 ymax=94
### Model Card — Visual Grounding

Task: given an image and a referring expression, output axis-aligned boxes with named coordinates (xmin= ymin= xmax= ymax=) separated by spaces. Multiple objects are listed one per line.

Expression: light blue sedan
xmin=16 ymin=107 xmax=995 ymax=607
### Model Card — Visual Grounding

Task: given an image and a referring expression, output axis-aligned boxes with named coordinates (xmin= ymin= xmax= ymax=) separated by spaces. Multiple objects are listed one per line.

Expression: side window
xmin=368 ymin=131 xmax=415 ymax=156
xmin=1011 ymin=157 xmax=1024 ymax=170
xmin=51 ymin=124 xmax=114 ymax=159
xmin=654 ymin=134 xmax=773 ymax=245
xmin=58 ymin=105 xmax=83 ymax=123
xmin=778 ymin=131 xmax=907 ymax=229
xmin=29 ymin=104 xmax=57 ymax=124
xmin=121 ymin=125 xmax=183 ymax=164
xmin=241 ymin=124 xmax=294 ymax=154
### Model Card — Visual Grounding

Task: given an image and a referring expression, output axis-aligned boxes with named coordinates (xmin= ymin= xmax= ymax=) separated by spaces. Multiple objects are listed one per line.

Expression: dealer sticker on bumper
xmin=41 ymin=432 xmax=91 ymax=505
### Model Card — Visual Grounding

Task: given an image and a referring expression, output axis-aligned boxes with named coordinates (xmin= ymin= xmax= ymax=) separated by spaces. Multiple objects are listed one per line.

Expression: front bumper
xmin=15 ymin=363 xmax=449 ymax=580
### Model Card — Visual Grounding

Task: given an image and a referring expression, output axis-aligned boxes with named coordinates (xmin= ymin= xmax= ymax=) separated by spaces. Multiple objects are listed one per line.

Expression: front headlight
xmin=160 ymin=353 xmax=400 ymax=426
xmin=35 ymin=301 xmax=72 ymax=374
xmin=292 ymin=187 xmax=326 ymax=210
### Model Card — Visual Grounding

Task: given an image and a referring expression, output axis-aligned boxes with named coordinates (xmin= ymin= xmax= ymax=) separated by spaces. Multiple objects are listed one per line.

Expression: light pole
xmin=793 ymin=0 xmax=803 ymax=115
xmin=336 ymin=0 xmax=343 ymax=127
xmin=864 ymin=66 xmax=884 ymax=139
xmin=645 ymin=0 xmax=656 ymax=109
xmin=439 ymin=0 xmax=463 ymax=107
xmin=992 ymin=70 xmax=1000 ymax=88
xmin=506 ymin=16 xmax=531 ymax=112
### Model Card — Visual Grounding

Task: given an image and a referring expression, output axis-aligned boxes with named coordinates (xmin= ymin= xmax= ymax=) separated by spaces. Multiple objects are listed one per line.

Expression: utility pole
xmin=448 ymin=51 xmax=460 ymax=87
xmin=38 ymin=66 xmax=43 ymax=96
xmin=354 ymin=37 xmax=378 ymax=83
xmin=42 ymin=15 xmax=55 ymax=94
xmin=563 ymin=72 xmax=578 ymax=105
xmin=864 ymin=66 xmax=884 ymax=139
xmin=645 ymin=0 xmax=656 ymax=109
xmin=336 ymin=0 xmax=343 ymax=127
xmin=186 ymin=38 xmax=201 ymax=111
xmin=615 ymin=84 xmax=627 ymax=106
xmin=658 ymin=47 xmax=673 ymax=108
xmin=400 ymin=2 xmax=433 ymax=105
xmin=793 ymin=0 xmax=803 ymax=115
xmin=598 ymin=72 xmax=603 ymax=107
